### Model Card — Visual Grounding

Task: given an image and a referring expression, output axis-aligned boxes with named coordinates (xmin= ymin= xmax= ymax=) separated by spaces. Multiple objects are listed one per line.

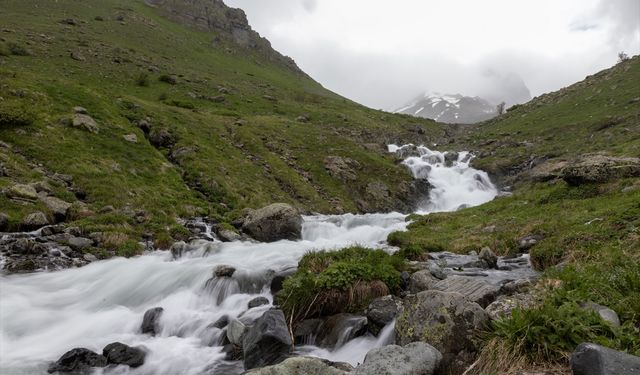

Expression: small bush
xmin=0 ymin=102 xmax=36 ymax=127
xmin=135 ymin=73 xmax=150 ymax=87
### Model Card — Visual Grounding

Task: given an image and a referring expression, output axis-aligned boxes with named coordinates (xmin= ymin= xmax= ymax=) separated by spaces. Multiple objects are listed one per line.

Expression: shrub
xmin=277 ymin=246 xmax=404 ymax=322
xmin=0 ymin=102 xmax=36 ymax=127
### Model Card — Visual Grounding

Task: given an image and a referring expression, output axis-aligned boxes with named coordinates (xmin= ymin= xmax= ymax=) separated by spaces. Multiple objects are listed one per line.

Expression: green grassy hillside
xmin=0 ymin=0 xmax=441 ymax=241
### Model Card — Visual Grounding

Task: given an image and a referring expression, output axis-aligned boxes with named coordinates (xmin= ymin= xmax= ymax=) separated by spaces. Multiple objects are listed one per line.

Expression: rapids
xmin=0 ymin=145 xmax=500 ymax=374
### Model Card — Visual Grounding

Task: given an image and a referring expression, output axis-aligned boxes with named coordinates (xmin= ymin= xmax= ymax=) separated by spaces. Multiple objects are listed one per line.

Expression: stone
xmin=70 ymin=51 xmax=85 ymax=61
xmin=227 ymin=318 xmax=247 ymax=346
xmin=570 ymin=342 xmax=640 ymax=375
xmin=7 ymin=184 xmax=38 ymax=200
xmin=214 ymin=265 xmax=236 ymax=278
xmin=485 ymin=293 xmax=536 ymax=321
xmin=217 ymin=228 xmax=241 ymax=242
xmin=123 ymin=134 xmax=138 ymax=143
xmin=40 ymin=196 xmax=72 ymax=222
xmin=248 ymin=296 xmax=270 ymax=309
xmin=73 ymin=106 xmax=88 ymax=114
xmin=141 ymin=307 xmax=164 ymax=335
xmin=479 ymin=247 xmax=498 ymax=269
xmin=580 ymin=302 xmax=620 ymax=328
xmin=47 ymin=348 xmax=107 ymax=373
xmin=242 ymin=309 xmax=292 ymax=370
xmin=68 ymin=236 xmax=93 ymax=251
xmin=83 ymin=253 xmax=98 ymax=262
xmin=316 ymin=314 xmax=368 ymax=348
xmin=212 ymin=315 xmax=229 ymax=329
xmin=170 ymin=241 xmax=188 ymax=259
xmin=395 ymin=290 xmax=489 ymax=372
xmin=518 ymin=234 xmax=544 ymax=251
xmin=71 ymin=113 xmax=98 ymax=133
xmin=148 ymin=128 xmax=176 ymax=148
xmin=366 ymin=295 xmax=400 ymax=335
xmin=294 ymin=319 xmax=322 ymax=345
xmin=242 ymin=203 xmax=302 ymax=242
xmin=102 ymin=342 xmax=145 ymax=368
xmin=0 ymin=212 xmax=9 ymax=231
xmin=21 ymin=211 xmax=50 ymax=230
xmin=409 ymin=270 xmax=439 ymax=293
xmin=562 ymin=154 xmax=640 ymax=185
xmin=353 ymin=342 xmax=442 ymax=375
xmin=432 ymin=275 xmax=501 ymax=308
xmin=243 ymin=356 xmax=352 ymax=375
xmin=296 ymin=115 xmax=310 ymax=123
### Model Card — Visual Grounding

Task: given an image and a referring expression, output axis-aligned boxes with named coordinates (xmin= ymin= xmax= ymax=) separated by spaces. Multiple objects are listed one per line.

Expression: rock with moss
xmin=353 ymin=342 xmax=442 ymax=375
xmin=242 ymin=203 xmax=302 ymax=242
xmin=561 ymin=154 xmax=640 ymax=185
xmin=244 ymin=356 xmax=352 ymax=375
xmin=40 ymin=196 xmax=72 ymax=222
xmin=71 ymin=113 xmax=99 ymax=133
xmin=6 ymin=184 xmax=38 ymax=200
xmin=409 ymin=270 xmax=439 ymax=293
xmin=21 ymin=211 xmax=50 ymax=230
xmin=395 ymin=290 xmax=489 ymax=373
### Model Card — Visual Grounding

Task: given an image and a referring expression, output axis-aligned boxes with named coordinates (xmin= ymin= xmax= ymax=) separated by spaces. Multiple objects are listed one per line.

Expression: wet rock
xmin=316 ymin=314 xmax=368 ymax=348
xmin=294 ymin=319 xmax=322 ymax=345
xmin=400 ymin=270 xmax=411 ymax=290
xmin=242 ymin=203 xmax=302 ymax=242
xmin=217 ymin=228 xmax=241 ymax=242
xmin=67 ymin=236 xmax=93 ymax=251
xmin=71 ymin=113 xmax=98 ymax=133
xmin=396 ymin=290 xmax=489 ymax=373
xmin=501 ymin=278 xmax=534 ymax=295
xmin=170 ymin=241 xmax=188 ymax=258
xmin=102 ymin=342 xmax=145 ymax=368
xmin=562 ymin=154 xmax=640 ymax=185
xmin=7 ymin=184 xmax=38 ymax=200
xmin=366 ymin=295 xmax=401 ymax=335
xmin=432 ymin=275 xmax=500 ymax=308
xmin=270 ymin=267 xmax=296 ymax=295
xmin=227 ymin=318 xmax=247 ymax=346
xmin=580 ymin=302 xmax=620 ymax=327
xmin=214 ymin=265 xmax=236 ymax=277
xmin=479 ymin=247 xmax=498 ymax=269
xmin=248 ymin=296 xmax=270 ymax=309
xmin=212 ymin=315 xmax=229 ymax=329
xmin=21 ymin=211 xmax=50 ymax=230
xmin=242 ymin=309 xmax=292 ymax=370
xmin=570 ymin=342 xmax=640 ymax=375
xmin=141 ymin=307 xmax=164 ymax=335
xmin=518 ymin=235 xmax=543 ymax=251
xmin=353 ymin=342 xmax=442 ymax=375
xmin=409 ymin=270 xmax=439 ymax=293
xmin=244 ymin=356 xmax=352 ymax=375
xmin=70 ymin=51 xmax=85 ymax=61
xmin=47 ymin=348 xmax=107 ymax=373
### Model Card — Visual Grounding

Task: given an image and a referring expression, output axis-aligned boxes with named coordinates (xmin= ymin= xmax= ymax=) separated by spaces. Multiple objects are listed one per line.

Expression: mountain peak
xmin=394 ymin=92 xmax=497 ymax=124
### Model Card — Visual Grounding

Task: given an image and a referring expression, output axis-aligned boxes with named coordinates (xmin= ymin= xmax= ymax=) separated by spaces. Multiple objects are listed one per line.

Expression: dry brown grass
xmin=102 ymin=232 xmax=129 ymax=250
xmin=469 ymin=338 xmax=570 ymax=375
xmin=297 ymin=280 xmax=390 ymax=320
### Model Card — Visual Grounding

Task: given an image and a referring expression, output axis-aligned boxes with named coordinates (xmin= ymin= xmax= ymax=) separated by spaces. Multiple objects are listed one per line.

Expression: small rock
xmin=123 ymin=134 xmax=138 ymax=143
xmin=59 ymin=18 xmax=80 ymax=26
xmin=40 ymin=196 xmax=72 ymax=222
xmin=518 ymin=235 xmax=543 ymax=251
xmin=580 ymin=302 xmax=621 ymax=327
xmin=571 ymin=342 xmax=640 ymax=375
xmin=68 ymin=236 xmax=93 ymax=251
xmin=263 ymin=95 xmax=277 ymax=102
xmin=7 ymin=184 xmax=39 ymax=200
xmin=98 ymin=205 xmax=115 ymax=214
xmin=296 ymin=115 xmax=310 ymax=122
xmin=409 ymin=270 xmax=439 ymax=293
xmin=70 ymin=51 xmax=85 ymax=61
xmin=479 ymin=247 xmax=498 ymax=269
xmin=137 ymin=119 xmax=150 ymax=133
xmin=47 ymin=348 xmax=107 ymax=374
xmin=214 ymin=265 xmax=236 ymax=278
xmin=248 ymin=297 xmax=269 ymax=309
xmin=212 ymin=315 xmax=229 ymax=329
xmin=21 ymin=211 xmax=50 ymax=230
xmin=366 ymin=295 xmax=400 ymax=335
xmin=83 ymin=253 xmax=98 ymax=262
xmin=243 ymin=357 xmax=351 ymax=375
xmin=71 ymin=113 xmax=98 ymax=133
xmin=217 ymin=228 xmax=241 ymax=242
xmin=141 ymin=307 xmax=164 ymax=335
xmin=102 ymin=342 xmax=145 ymax=368
xmin=73 ymin=106 xmax=88 ymax=114
xmin=354 ymin=342 xmax=442 ymax=375
xmin=242 ymin=203 xmax=302 ymax=242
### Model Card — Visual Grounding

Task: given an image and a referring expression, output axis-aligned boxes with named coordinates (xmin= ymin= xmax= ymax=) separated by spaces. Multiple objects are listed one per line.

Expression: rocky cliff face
xmin=144 ymin=0 xmax=304 ymax=74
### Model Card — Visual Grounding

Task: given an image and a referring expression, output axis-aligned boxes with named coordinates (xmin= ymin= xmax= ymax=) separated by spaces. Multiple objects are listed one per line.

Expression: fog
xmin=225 ymin=0 xmax=640 ymax=110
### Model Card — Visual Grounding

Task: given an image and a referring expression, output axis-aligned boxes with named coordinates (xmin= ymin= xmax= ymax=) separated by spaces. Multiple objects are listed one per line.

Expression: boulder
xmin=242 ymin=203 xmax=302 ymax=242
xmin=244 ymin=356 xmax=352 ymax=375
xmin=67 ymin=236 xmax=93 ymax=251
xmin=432 ymin=275 xmax=501 ymax=308
xmin=141 ymin=307 xmax=164 ymax=335
xmin=47 ymin=348 xmax=107 ymax=373
xmin=294 ymin=319 xmax=322 ymax=345
xmin=366 ymin=295 xmax=401 ymax=335
xmin=571 ymin=342 xmax=640 ymax=375
xmin=580 ymin=302 xmax=620 ymax=328
xmin=214 ymin=265 xmax=236 ymax=278
xmin=227 ymin=318 xmax=247 ymax=346
xmin=409 ymin=270 xmax=439 ymax=293
xmin=479 ymin=247 xmax=498 ymax=269
xmin=316 ymin=314 xmax=368 ymax=348
xmin=395 ymin=290 xmax=489 ymax=372
xmin=102 ymin=342 xmax=145 ymax=368
xmin=21 ymin=211 xmax=50 ymax=230
xmin=71 ymin=113 xmax=99 ymax=133
xmin=148 ymin=128 xmax=176 ymax=148
xmin=562 ymin=154 xmax=640 ymax=185
xmin=248 ymin=296 xmax=270 ymax=309
xmin=353 ymin=342 xmax=442 ymax=375
xmin=218 ymin=228 xmax=241 ymax=242
xmin=485 ymin=293 xmax=536 ymax=321
xmin=40 ymin=196 xmax=72 ymax=222
xmin=212 ymin=315 xmax=229 ymax=329
xmin=123 ymin=134 xmax=138 ymax=143
xmin=7 ymin=184 xmax=38 ymax=200
xmin=242 ymin=309 xmax=292 ymax=369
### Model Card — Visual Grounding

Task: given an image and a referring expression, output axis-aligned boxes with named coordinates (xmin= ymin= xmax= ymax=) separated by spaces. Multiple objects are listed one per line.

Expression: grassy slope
xmin=395 ymin=57 xmax=640 ymax=372
xmin=0 ymin=0 xmax=441 ymax=237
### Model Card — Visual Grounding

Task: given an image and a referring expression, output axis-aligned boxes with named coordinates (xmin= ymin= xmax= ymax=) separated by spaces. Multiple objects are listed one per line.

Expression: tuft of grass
xmin=0 ymin=102 xmax=36 ymax=127
xmin=115 ymin=239 xmax=144 ymax=257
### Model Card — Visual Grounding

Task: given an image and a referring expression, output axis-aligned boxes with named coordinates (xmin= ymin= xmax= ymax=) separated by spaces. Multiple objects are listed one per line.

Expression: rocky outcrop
xmin=561 ymin=154 xmax=640 ymax=185
xmin=244 ymin=356 xmax=352 ymax=375
xmin=21 ymin=211 xmax=50 ymax=230
xmin=353 ymin=342 xmax=442 ymax=375
xmin=47 ymin=348 xmax=107 ymax=373
xmin=324 ymin=156 xmax=360 ymax=181
xmin=242 ymin=203 xmax=302 ymax=242
xmin=570 ymin=342 xmax=640 ymax=375
xmin=396 ymin=290 xmax=489 ymax=373
xmin=432 ymin=275 xmax=500 ymax=308
xmin=242 ymin=309 xmax=292 ymax=370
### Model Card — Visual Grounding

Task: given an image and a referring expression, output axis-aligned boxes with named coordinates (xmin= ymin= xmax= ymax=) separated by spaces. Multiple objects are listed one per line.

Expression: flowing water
xmin=0 ymin=145 xmax=499 ymax=374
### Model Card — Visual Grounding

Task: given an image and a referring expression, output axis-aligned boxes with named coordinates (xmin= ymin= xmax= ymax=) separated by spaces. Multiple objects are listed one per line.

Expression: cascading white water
xmin=389 ymin=144 xmax=498 ymax=213
xmin=0 ymin=145 xmax=500 ymax=374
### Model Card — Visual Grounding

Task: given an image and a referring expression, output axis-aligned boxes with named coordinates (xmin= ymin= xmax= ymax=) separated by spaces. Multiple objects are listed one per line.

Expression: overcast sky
xmin=225 ymin=0 xmax=640 ymax=110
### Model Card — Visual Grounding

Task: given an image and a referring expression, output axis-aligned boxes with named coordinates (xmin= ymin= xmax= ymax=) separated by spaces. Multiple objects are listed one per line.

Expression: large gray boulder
xmin=40 ymin=196 xmax=72 ymax=222
xmin=395 ymin=290 xmax=489 ymax=373
xmin=21 ymin=211 xmax=50 ymax=231
xmin=366 ymin=295 xmax=401 ymax=335
xmin=7 ymin=184 xmax=38 ymax=200
xmin=243 ymin=356 xmax=352 ymax=375
xmin=353 ymin=342 xmax=442 ymax=375
xmin=571 ymin=342 xmax=640 ymax=375
xmin=409 ymin=270 xmax=439 ymax=293
xmin=242 ymin=203 xmax=302 ymax=242
xmin=242 ymin=309 xmax=292 ymax=370
xmin=432 ymin=275 xmax=500 ymax=308
xmin=47 ymin=348 xmax=107 ymax=373
xmin=562 ymin=154 xmax=640 ymax=185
